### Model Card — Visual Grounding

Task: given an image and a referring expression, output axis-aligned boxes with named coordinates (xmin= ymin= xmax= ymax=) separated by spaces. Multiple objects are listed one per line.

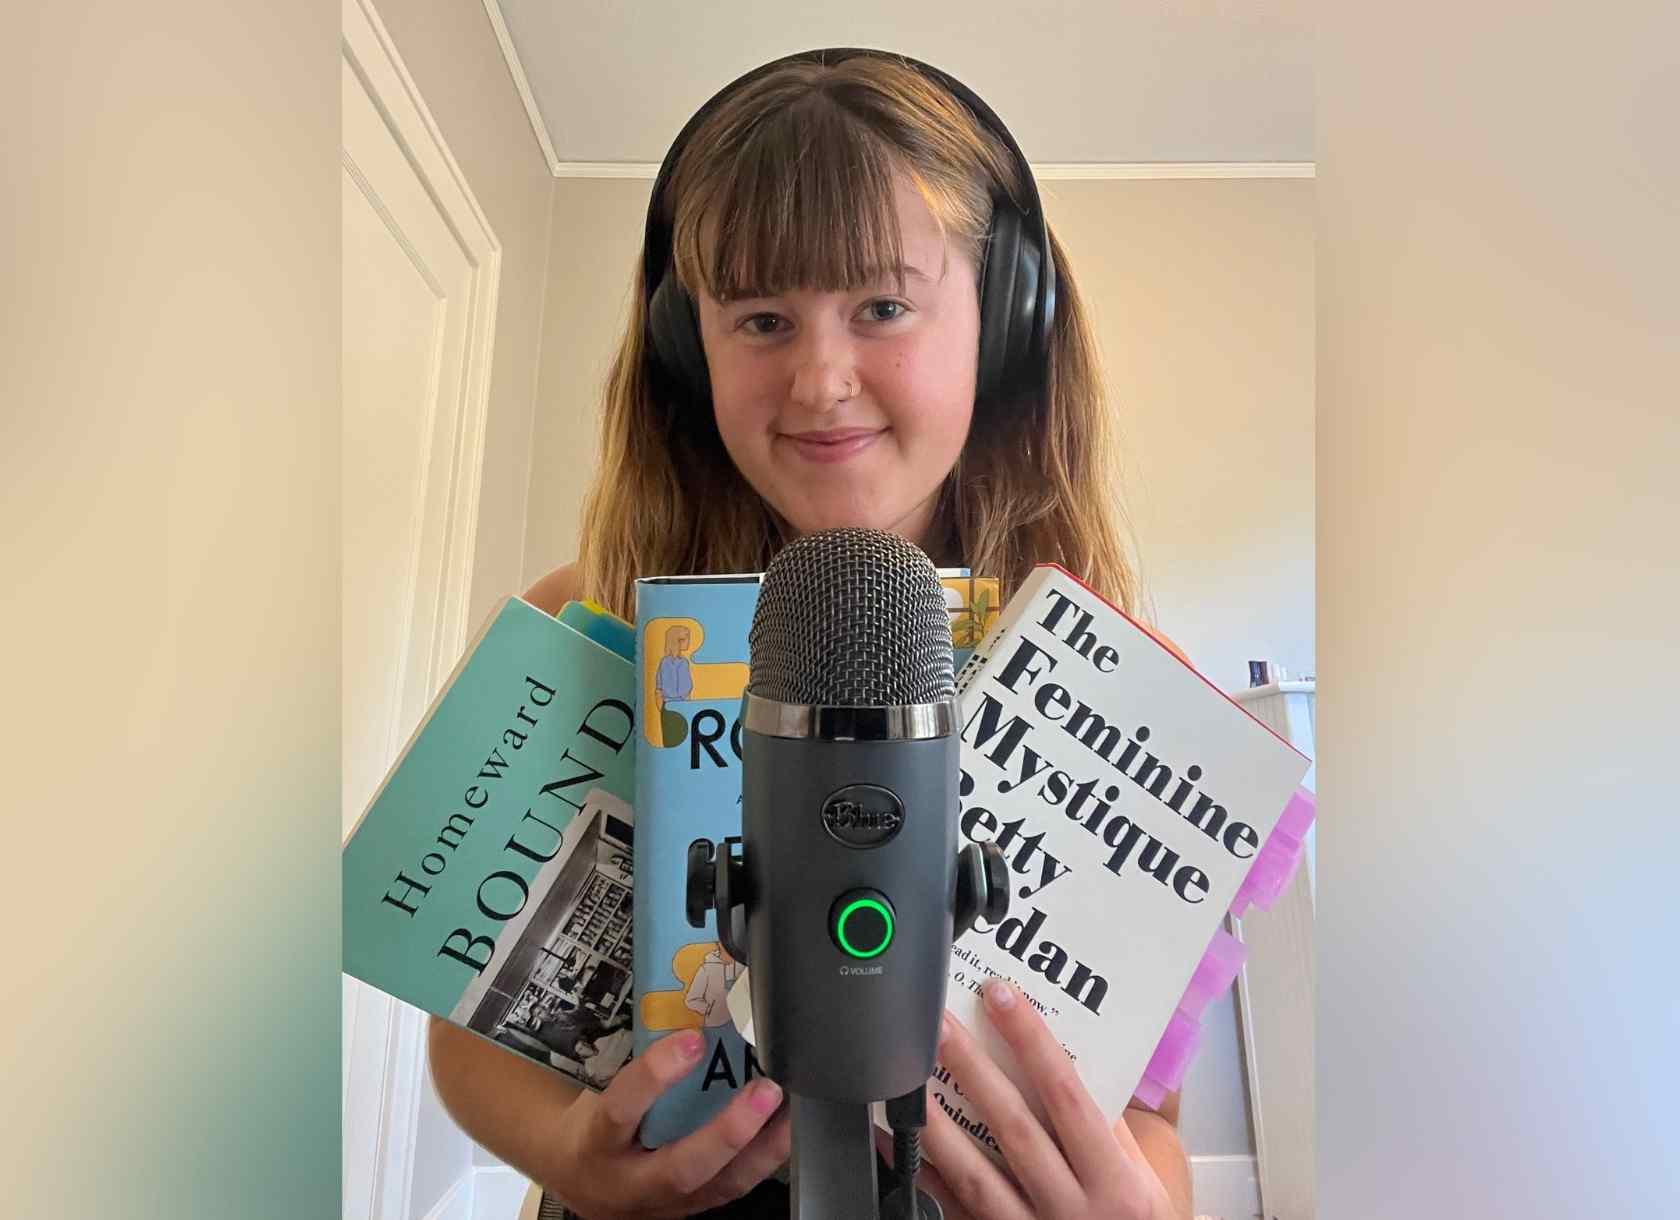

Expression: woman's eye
xmin=739 ymin=313 xmax=784 ymax=336
xmin=862 ymin=299 xmax=909 ymax=323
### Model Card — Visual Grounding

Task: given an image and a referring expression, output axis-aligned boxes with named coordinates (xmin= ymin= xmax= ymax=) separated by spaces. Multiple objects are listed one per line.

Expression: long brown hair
xmin=575 ymin=54 xmax=1139 ymax=619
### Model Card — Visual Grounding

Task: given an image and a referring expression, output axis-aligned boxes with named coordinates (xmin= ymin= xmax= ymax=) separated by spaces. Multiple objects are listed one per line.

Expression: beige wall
xmin=524 ymin=177 xmax=656 ymax=588
xmin=526 ymin=176 xmax=1315 ymax=695
xmin=376 ymin=0 xmax=556 ymax=633
xmin=1045 ymin=177 xmax=1316 ymax=693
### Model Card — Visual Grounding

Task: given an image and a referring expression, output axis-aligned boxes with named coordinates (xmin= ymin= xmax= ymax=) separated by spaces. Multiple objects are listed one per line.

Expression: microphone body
xmin=736 ymin=527 xmax=963 ymax=1104
xmin=741 ymin=711 xmax=958 ymax=1102
xmin=683 ymin=527 xmax=1008 ymax=1218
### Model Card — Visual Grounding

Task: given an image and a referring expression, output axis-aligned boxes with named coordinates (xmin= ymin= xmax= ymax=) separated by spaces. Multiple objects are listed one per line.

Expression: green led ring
xmin=835 ymin=897 xmax=894 ymax=959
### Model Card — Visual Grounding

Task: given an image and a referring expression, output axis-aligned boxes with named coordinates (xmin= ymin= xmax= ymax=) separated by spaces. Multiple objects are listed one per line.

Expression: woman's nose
xmin=787 ymin=326 xmax=859 ymax=411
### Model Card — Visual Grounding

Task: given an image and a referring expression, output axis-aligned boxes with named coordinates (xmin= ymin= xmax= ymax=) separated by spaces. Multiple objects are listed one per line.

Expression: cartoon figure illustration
xmin=641 ymin=940 xmax=747 ymax=1033
xmin=655 ymin=624 xmax=695 ymax=707
xmin=682 ymin=943 xmax=741 ymax=1028
xmin=641 ymin=618 xmax=750 ymax=749
xmin=653 ymin=623 xmax=694 ymax=746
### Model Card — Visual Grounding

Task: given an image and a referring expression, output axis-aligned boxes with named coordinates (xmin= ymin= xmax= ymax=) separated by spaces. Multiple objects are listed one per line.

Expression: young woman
xmin=429 ymin=50 xmax=1192 ymax=1220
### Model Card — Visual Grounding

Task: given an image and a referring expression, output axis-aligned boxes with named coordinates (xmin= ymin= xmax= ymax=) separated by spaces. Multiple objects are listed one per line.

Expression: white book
xmin=728 ymin=563 xmax=1311 ymax=1157
xmin=942 ymin=563 xmax=1310 ymax=1149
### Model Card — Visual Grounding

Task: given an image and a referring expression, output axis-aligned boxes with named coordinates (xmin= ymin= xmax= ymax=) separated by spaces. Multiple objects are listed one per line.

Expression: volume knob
xmin=829 ymin=888 xmax=896 ymax=960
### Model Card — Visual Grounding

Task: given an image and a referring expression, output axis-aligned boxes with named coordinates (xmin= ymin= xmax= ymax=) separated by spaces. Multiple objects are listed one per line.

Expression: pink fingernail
xmin=680 ymin=1031 xmax=705 ymax=1060
xmin=985 ymin=979 xmax=1016 ymax=1010
xmin=751 ymin=1080 xmax=783 ymax=1114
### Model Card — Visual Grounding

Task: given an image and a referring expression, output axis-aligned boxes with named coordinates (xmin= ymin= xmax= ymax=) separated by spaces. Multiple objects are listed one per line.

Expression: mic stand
xmin=686 ymin=837 xmax=1009 ymax=1219
xmin=789 ymin=1088 xmax=941 ymax=1220
xmin=788 ymin=1094 xmax=878 ymax=1218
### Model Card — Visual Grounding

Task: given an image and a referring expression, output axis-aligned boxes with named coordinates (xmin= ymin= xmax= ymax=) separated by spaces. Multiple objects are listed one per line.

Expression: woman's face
xmin=696 ymin=172 xmax=980 ymax=551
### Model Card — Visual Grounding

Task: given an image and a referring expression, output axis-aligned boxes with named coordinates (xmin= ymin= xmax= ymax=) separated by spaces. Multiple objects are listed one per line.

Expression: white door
xmin=341 ymin=0 xmax=501 ymax=1215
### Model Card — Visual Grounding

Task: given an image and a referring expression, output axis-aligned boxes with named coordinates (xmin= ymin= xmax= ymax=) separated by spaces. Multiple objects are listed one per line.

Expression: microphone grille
xmin=748 ymin=527 xmax=955 ymax=706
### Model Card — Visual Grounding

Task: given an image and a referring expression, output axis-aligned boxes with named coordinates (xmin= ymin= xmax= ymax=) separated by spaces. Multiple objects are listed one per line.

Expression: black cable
xmin=881 ymin=1085 xmax=941 ymax=1220
xmin=893 ymin=1126 xmax=921 ymax=1186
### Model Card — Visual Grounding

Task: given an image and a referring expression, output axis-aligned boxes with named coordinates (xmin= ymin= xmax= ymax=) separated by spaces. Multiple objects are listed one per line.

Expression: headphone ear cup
xmin=975 ymin=205 xmax=1017 ymax=401
xmin=1011 ymin=222 xmax=1045 ymax=378
xmin=1034 ymin=232 xmax=1056 ymax=372
xmin=648 ymin=274 xmax=711 ymax=403
xmin=976 ymin=203 xmax=1039 ymax=401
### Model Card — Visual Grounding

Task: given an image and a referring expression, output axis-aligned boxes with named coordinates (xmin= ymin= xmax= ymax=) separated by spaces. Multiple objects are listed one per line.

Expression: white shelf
xmin=1232 ymin=678 xmax=1316 ymax=702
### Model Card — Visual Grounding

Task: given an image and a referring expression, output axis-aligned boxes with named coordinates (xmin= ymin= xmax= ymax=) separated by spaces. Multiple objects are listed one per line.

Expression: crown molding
xmin=479 ymin=6 xmax=1315 ymax=184
xmin=1033 ymin=162 xmax=1314 ymax=179
xmin=482 ymin=0 xmax=563 ymax=176
xmin=552 ymin=162 xmax=666 ymax=179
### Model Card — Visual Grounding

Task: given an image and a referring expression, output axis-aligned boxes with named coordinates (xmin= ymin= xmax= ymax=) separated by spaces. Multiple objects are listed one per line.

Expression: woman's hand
xmin=902 ymin=980 xmax=1185 ymax=1220
xmin=540 ymin=1029 xmax=790 ymax=1219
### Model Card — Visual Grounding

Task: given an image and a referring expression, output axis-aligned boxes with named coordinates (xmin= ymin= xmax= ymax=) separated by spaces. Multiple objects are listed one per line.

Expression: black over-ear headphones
xmin=643 ymin=47 xmax=1056 ymax=408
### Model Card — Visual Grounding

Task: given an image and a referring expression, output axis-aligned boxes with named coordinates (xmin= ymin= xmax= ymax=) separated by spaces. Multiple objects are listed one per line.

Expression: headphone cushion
xmin=1009 ymin=222 xmax=1045 ymax=380
xmin=976 ymin=203 xmax=1038 ymax=401
xmin=648 ymin=276 xmax=711 ymax=401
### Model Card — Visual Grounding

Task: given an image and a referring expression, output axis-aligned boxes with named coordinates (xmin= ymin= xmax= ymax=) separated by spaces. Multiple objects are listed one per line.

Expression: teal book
xmin=343 ymin=595 xmax=638 ymax=1092
xmin=630 ymin=571 xmax=998 ymax=1147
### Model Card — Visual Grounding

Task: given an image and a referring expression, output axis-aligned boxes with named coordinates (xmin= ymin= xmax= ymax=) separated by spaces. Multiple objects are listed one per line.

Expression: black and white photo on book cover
xmin=449 ymin=789 xmax=637 ymax=1089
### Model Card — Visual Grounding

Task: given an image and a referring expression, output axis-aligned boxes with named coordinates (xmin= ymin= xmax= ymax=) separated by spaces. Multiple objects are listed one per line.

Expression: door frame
xmin=341 ymin=0 xmax=501 ymax=1214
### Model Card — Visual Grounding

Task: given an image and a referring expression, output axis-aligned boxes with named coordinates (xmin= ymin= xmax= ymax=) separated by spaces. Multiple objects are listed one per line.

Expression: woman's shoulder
xmin=523 ymin=561 xmax=581 ymax=615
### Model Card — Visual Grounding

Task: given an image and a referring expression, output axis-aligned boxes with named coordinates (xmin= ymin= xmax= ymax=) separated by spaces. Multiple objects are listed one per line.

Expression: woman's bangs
xmin=674 ymin=110 xmax=926 ymax=303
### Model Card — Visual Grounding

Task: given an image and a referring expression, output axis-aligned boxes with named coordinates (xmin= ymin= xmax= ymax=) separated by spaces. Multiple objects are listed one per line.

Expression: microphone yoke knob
xmin=685 ymin=838 xmax=716 ymax=929
xmin=954 ymin=841 xmax=1010 ymax=938
xmin=830 ymin=889 xmax=896 ymax=960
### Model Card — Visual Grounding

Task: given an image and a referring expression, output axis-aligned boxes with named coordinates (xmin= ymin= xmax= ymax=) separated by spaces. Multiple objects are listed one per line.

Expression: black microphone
xmin=687 ymin=527 xmax=1008 ymax=1219
xmin=743 ymin=527 xmax=961 ymax=1101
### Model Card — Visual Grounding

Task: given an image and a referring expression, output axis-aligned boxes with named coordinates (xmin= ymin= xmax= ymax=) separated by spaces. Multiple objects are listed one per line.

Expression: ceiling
xmin=486 ymin=0 xmax=1314 ymax=175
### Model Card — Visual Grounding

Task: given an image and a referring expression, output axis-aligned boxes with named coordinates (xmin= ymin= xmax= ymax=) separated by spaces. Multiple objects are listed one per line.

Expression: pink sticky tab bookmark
xmin=1178 ymin=927 xmax=1248 ymax=1020
xmin=1135 ymin=1011 xmax=1202 ymax=1105
xmin=1230 ymin=787 xmax=1316 ymax=916
xmin=1276 ymin=786 xmax=1316 ymax=839
xmin=1138 ymin=790 xmax=1316 ymax=1104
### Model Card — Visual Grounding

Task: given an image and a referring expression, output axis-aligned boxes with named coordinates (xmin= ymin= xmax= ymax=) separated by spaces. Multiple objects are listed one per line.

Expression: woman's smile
xmin=779 ymin=426 xmax=888 ymax=464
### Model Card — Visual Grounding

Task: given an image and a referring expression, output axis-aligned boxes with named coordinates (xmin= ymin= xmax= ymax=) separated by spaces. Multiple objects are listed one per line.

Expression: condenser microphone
xmin=743 ymin=527 xmax=961 ymax=1102
xmin=682 ymin=531 xmax=1007 ymax=1216
xmin=686 ymin=527 xmax=1008 ymax=1219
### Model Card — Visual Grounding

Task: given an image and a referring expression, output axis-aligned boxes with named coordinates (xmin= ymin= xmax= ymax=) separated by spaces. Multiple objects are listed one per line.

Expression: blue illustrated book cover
xmin=632 ymin=575 xmax=762 ymax=1148
xmin=630 ymin=571 xmax=998 ymax=1147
